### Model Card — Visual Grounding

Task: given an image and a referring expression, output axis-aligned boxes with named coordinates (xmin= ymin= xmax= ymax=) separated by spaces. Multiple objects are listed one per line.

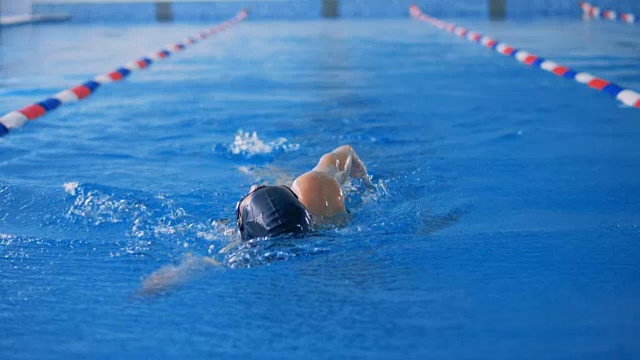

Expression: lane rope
xmin=409 ymin=5 xmax=640 ymax=110
xmin=0 ymin=9 xmax=249 ymax=137
xmin=580 ymin=2 xmax=637 ymax=24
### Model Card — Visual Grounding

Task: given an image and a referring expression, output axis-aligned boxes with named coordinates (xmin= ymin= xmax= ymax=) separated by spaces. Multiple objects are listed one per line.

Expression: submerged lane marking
xmin=0 ymin=9 xmax=249 ymax=137
xmin=409 ymin=5 xmax=640 ymax=110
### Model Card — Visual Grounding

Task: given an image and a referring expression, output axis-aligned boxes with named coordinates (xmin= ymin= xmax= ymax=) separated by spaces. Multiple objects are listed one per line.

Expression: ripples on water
xmin=21 ymin=131 xmax=392 ymax=295
xmin=2 ymin=19 xmax=639 ymax=358
xmin=0 ymin=125 xmax=458 ymax=300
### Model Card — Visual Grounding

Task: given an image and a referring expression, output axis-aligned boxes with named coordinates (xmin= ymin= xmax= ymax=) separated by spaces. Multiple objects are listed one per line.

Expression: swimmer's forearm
xmin=332 ymin=145 xmax=370 ymax=183
xmin=137 ymin=255 xmax=221 ymax=296
xmin=349 ymin=153 xmax=369 ymax=181
xmin=202 ymin=256 xmax=222 ymax=266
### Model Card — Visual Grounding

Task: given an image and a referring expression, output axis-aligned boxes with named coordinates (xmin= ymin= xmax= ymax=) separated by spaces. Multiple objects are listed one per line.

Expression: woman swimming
xmin=236 ymin=145 xmax=371 ymax=240
xmin=138 ymin=145 xmax=370 ymax=296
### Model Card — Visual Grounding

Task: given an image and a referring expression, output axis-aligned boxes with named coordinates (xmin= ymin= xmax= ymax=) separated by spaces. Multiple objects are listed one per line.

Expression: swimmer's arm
xmin=136 ymin=254 xmax=221 ymax=297
xmin=202 ymin=256 xmax=222 ymax=266
xmin=330 ymin=145 xmax=372 ymax=186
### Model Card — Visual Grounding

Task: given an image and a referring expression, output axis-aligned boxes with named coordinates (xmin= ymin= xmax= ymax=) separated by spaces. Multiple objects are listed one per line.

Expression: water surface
xmin=1 ymin=19 xmax=640 ymax=359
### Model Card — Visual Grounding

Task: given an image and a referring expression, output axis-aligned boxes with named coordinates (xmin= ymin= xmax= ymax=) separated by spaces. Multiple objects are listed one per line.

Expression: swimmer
xmin=137 ymin=145 xmax=370 ymax=296
xmin=236 ymin=145 xmax=371 ymax=240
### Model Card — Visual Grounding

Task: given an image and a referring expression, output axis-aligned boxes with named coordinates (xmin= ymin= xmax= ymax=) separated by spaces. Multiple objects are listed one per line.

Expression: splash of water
xmin=63 ymin=182 xmax=230 ymax=257
xmin=342 ymin=176 xmax=389 ymax=211
xmin=229 ymin=130 xmax=300 ymax=157
xmin=0 ymin=233 xmax=16 ymax=246
xmin=221 ymin=236 xmax=330 ymax=269
xmin=64 ymin=182 xmax=151 ymax=227
xmin=62 ymin=169 xmax=387 ymax=271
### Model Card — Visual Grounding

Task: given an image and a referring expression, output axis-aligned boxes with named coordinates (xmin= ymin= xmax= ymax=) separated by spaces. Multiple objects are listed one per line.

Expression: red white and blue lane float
xmin=409 ymin=5 xmax=640 ymax=110
xmin=0 ymin=9 xmax=250 ymax=137
xmin=580 ymin=2 xmax=637 ymax=24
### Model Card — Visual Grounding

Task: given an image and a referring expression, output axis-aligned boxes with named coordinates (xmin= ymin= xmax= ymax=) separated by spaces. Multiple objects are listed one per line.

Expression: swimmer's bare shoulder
xmin=292 ymin=170 xmax=345 ymax=218
xmin=291 ymin=145 xmax=370 ymax=220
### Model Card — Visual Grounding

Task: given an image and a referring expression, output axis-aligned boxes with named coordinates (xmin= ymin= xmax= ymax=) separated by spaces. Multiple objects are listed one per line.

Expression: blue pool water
xmin=1 ymin=18 xmax=640 ymax=359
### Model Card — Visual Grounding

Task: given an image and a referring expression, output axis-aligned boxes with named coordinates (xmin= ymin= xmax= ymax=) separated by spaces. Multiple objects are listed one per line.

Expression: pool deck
xmin=0 ymin=13 xmax=70 ymax=27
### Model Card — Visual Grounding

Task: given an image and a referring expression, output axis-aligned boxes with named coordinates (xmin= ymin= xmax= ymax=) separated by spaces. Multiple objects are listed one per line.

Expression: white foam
xmin=66 ymin=186 xmax=145 ymax=226
xmin=0 ymin=233 xmax=16 ymax=246
xmin=230 ymin=130 xmax=299 ymax=156
xmin=63 ymin=181 xmax=79 ymax=195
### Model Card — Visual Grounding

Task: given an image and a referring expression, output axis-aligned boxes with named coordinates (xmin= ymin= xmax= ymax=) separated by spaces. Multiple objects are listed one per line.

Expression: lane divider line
xmin=0 ymin=9 xmax=249 ymax=137
xmin=409 ymin=5 xmax=640 ymax=110
xmin=580 ymin=2 xmax=637 ymax=24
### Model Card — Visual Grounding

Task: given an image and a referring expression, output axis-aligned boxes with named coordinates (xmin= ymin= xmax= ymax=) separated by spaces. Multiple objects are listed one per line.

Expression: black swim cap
xmin=236 ymin=185 xmax=312 ymax=241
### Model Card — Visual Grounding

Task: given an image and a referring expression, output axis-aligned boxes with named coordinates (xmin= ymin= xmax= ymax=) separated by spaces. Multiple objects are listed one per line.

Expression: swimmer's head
xmin=236 ymin=185 xmax=312 ymax=241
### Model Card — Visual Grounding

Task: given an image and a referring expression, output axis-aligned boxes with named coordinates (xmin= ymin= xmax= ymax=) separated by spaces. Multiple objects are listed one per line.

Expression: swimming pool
xmin=1 ymin=17 xmax=640 ymax=358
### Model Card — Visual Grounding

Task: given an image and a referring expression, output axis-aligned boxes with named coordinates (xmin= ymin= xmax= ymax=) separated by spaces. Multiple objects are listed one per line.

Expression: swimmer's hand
xmin=135 ymin=254 xmax=221 ymax=297
xmin=332 ymin=145 xmax=373 ymax=188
